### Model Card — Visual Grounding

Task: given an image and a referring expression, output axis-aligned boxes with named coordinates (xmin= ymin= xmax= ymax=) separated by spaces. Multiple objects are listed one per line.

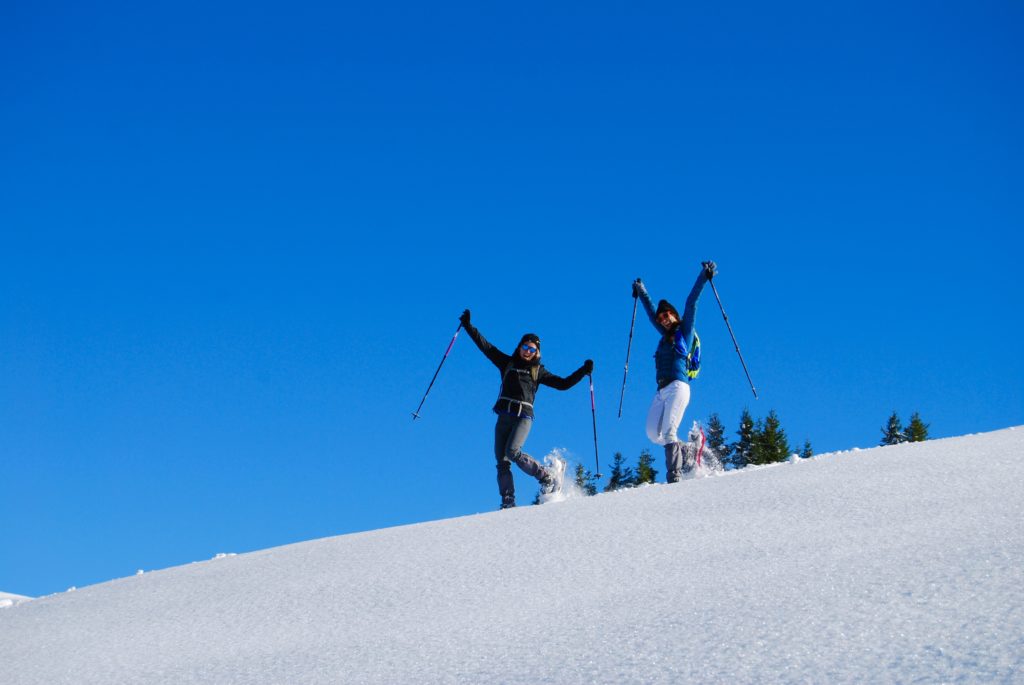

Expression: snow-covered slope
xmin=0 ymin=591 xmax=32 ymax=609
xmin=3 ymin=428 xmax=1022 ymax=684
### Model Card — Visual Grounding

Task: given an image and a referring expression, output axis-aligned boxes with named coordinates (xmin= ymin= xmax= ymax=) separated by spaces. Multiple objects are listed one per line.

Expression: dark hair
xmin=656 ymin=300 xmax=679 ymax=320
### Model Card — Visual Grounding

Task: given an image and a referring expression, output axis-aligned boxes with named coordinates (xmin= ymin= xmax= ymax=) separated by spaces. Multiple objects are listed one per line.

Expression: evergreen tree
xmin=635 ymin=448 xmax=658 ymax=485
xmin=573 ymin=463 xmax=599 ymax=496
xmin=603 ymin=452 xmax=635 ymax=492
xmin=801 ymin=440 xmax=813 ymax=459
xmin=751 ymin=410 xmax=791 ymax=465
xmin=731 ymin=408 xmax=755 ymax=469
xmin=904 ymin=412 xmax=929 ymax=442
xmin=749 ymin=417 xmax=765 ymax=464
xmin=880 ymin=411 xmax=906 ymax=446
xmin=706 ymin=413 xmax=731 ymax=466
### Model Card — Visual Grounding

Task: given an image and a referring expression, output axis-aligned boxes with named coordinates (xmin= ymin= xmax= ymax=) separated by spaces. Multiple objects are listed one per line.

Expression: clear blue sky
xmin=2 ymin=0 xmax=1021 ymax=597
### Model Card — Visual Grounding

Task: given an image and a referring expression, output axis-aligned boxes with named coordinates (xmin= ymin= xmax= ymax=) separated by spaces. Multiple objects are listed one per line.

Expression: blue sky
xmin=2 ymin=0 xmax=1022 ymax=597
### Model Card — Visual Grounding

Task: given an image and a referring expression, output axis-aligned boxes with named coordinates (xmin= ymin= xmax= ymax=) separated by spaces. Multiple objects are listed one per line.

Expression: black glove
xmin=632 ymin=278 xmax=644 ymax=297
xmin=459 ymin=309 xmax=471 ymax=326
xmin=581 ymin=359 xmax=594 ymax=375
xmin=702 ymin=261 xmax=717 ymax=279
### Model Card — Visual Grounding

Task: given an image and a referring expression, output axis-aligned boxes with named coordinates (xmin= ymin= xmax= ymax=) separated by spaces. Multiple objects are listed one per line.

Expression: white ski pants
xmin=646 ymin=380 xmax=691 ymax=446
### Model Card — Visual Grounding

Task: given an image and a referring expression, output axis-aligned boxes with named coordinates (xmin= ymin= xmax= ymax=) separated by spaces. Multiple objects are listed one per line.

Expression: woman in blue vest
xmin=632 ymin=261 xmax=716 ymax=482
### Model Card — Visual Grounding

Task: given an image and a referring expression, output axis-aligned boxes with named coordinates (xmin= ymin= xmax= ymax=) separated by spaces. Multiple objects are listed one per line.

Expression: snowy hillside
xmin=0 ymin=592 xmax=32 ymax=609
xmin=3 ymin=428 xmax=1022 ymax=684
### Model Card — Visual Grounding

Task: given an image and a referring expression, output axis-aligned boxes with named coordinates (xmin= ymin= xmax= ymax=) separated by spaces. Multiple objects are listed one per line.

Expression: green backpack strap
xmin=685 ymin=329 xmax=701 ymax=380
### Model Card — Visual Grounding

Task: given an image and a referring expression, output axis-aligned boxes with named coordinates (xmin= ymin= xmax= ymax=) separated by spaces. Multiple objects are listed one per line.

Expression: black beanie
xmin=656 ymin=300 xmax=679 ymax=320
xmin=519 ymin=333 xmax=541 ymax=349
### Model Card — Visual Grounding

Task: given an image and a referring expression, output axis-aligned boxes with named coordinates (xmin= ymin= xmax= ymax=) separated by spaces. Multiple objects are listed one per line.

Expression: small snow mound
xmin=0 ymin=589 xmax=33 ymax=606
xmin=212 ymin=553 xmax=236 ymax=560
xmin=0 ymin=592 xmax=33 ymax=609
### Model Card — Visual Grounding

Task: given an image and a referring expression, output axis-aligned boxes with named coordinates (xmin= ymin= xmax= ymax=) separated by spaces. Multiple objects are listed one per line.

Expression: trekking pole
xmin=589 ymin=374 xmax=603 ymax=478
xmin=706 ymin=278 xmax=758 ymax=399
xmin=411 ymin=323 xmax=462 ymax=420
xmin=617 ymin=295 xmax=639 ymax=418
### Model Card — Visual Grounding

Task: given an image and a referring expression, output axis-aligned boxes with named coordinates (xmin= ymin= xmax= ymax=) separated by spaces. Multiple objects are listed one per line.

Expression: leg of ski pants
xmin=494 ymin=414 xmax=546 ymax=504
xmin=494 ymin=414 xmax=518 ymax=504
xmin=645 ymin=380 xmax=691 ymax=446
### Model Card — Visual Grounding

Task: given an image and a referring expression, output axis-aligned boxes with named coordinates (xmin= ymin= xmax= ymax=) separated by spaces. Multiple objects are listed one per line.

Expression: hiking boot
xmin=665 ymin=442 xmax=683 ymax=483
xmin=541 ymin=455 xmax=566 ymax=495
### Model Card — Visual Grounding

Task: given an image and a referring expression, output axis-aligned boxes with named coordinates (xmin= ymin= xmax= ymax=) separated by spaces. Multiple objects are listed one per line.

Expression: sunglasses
xmin=520 ymin=344 xmax=538 ymax=354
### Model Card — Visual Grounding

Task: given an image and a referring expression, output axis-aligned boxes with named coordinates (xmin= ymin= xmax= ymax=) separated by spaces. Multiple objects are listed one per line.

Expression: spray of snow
xmin=683 ymin=420 xmax=724 ymax=478
xmin=537 ymin=448 xmax=582 ymax=504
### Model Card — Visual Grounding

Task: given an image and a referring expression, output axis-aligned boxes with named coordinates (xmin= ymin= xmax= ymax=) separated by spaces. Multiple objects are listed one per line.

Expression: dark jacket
xmin=638 ymin=269 xmax=710 ymax=388
xmin=464 ymin=322 xmax=588 ymax=419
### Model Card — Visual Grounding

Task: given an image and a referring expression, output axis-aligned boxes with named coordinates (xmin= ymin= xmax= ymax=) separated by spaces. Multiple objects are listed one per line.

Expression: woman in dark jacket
xmin=459 ymin=309 xmax=593 ymax=509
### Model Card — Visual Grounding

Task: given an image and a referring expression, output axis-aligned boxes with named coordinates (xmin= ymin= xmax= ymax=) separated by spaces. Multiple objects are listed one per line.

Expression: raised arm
xmin=459 ymin=309 xmax=510 ymax=370
xmin=678 ymin=261 xmax=716 ymax=342
xmin=633 ymin=278 xmax=667 ymax=334
xmin=538 ymin=359 xmax=593 ymax=391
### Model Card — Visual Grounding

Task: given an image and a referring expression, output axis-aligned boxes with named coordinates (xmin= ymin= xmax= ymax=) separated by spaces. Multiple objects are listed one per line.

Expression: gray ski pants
xmin=494 ymin=413 xmax=547 ymax=505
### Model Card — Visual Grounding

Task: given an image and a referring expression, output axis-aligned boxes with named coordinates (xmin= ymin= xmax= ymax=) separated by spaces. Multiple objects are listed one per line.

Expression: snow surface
xmin=0 ymin=591 xmax=32 ymax=609
xmin=2 ymin=428 xmax=1023 ymax=684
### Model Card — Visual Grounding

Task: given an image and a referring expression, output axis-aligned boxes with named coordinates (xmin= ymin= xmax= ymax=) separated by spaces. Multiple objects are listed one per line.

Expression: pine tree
xmin=573 ymin=463 xmax=599 ymax=496
xmin=603 ymin=452 xmax=635 ymax=492
xmin=749 ymin=417 xmax=765 ymax=464
xmin=801 ymin=440 xmax=813 ymax=459
xmin=706 ymin=413 xmax=731 ymax=467
xmin=635 ymin=448 xmax=658 ymax=485
xmin=904 ymin=412 xmax=929 ymax=442
xmin=731 ymin=408 xmax=755 ymax=469
xmin=880 ymin=411 xmax=906 ymax=446
xmin=751 ymin=410 xmax=790 ymax=465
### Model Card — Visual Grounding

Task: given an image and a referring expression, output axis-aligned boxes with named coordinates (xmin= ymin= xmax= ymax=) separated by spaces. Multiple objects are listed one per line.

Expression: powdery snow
xmin=0 ymin=592 xmax=32 ymax=609
xmin=2 ymin=428 xmax=1022 ymax=684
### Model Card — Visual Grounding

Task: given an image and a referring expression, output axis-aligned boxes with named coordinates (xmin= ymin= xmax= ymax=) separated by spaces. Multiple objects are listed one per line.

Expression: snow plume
xmin=537 ymin=448 xmax=581 ymax=504
xmin=684 ymin=420 xmax=724 ymax=477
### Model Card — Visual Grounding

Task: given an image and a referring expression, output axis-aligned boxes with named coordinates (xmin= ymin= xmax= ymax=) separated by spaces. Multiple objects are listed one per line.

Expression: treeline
xmin=880 ymin=411 xmax=929 ymax=445
xmin=563 ymin=408 xmax=932 ymax=498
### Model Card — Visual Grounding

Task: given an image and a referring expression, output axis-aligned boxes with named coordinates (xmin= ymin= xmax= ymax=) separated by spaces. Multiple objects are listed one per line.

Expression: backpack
xmin=684 ymin=329 xmax=701 ymax=380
